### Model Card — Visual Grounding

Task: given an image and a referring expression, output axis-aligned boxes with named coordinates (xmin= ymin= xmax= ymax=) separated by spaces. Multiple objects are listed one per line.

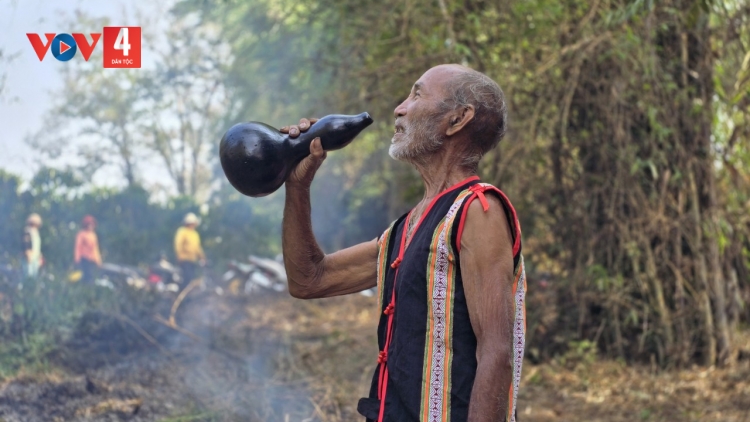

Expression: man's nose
xmin=394 ymin=99 xmax=407 ymax=118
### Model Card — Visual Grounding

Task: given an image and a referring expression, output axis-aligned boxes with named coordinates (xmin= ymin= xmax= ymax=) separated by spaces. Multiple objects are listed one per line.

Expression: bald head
xmin=423 ymin=63 xmax=471 ymax=79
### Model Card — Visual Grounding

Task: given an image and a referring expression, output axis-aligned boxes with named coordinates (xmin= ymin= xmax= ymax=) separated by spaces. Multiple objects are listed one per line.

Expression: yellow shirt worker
xmin=174 ymin=213 xmax=205 ymax=284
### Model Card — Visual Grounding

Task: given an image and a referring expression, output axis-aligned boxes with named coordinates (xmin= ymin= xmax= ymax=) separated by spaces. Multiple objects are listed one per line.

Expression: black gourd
xmin=220 ymin=112 xmax=373 ymax=197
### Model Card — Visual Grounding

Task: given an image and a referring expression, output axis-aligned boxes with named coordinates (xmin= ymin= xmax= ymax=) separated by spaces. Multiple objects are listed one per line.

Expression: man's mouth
xmin=394 ymin=125 xmax=405 ymax=134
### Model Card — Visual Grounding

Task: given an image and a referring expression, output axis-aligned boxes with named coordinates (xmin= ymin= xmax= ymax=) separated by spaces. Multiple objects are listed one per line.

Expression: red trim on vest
xmin=469 ymin=184 xmax=490 ymax=211
xmin=376 ymin=175 xmax=480 ymax=422
xmin=408 ymin=176 xmax=480 ymax=248
xmin=377 ymin=208 xmax=411 ymax=415
xmin=456 ymin=184 xmax=522 ymax=257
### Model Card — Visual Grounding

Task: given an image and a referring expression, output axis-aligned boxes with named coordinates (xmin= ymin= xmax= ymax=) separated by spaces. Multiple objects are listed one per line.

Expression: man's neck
xmin=413 ymin=142 xmax=476 ymax=200
xmin=401 ymin=145 xmax=476 ymax=247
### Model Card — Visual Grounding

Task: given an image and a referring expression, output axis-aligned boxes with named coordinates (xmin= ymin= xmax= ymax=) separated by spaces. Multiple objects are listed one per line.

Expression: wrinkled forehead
xmin=413 ymin=65 xmax=466 ymax=97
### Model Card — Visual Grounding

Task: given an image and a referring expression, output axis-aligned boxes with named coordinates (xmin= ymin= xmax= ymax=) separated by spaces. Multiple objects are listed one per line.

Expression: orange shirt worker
xmin=74 ymin=215 xmax=102 ymax=284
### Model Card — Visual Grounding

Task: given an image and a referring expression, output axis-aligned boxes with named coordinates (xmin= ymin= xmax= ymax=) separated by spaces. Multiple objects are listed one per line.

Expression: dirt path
xmin=0 ymin=288 xmax=748 ymax=421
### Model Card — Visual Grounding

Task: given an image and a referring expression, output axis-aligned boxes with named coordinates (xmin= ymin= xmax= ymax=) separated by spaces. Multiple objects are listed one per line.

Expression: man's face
xmin=390 ymin=66 xmax=459 ymax=163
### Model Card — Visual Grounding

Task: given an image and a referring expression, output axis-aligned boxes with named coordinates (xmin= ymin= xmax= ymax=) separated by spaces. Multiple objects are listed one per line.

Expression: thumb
xmin=288 ymin=137 xmax=327 ymax=187
xmin=310 ymin=137 xmax=326 ymax=158
xmin=308 ymin=137 xmax=327 ymax=164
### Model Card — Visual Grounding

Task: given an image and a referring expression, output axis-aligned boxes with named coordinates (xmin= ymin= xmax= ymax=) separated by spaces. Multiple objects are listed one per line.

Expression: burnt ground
xmin=0 ymin=287 xmax=749 ymax=422
xmin=0 ymin=289 xmax=319 ymax=422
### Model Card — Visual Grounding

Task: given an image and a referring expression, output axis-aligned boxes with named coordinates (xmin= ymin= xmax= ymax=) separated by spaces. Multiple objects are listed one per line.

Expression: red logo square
xmin=103 ymin=27 xmax=141 ymax=68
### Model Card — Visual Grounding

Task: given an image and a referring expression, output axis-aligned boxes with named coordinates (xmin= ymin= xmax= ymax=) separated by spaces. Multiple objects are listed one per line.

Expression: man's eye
xmin=414 ymin=91 xmax=420 ymax=97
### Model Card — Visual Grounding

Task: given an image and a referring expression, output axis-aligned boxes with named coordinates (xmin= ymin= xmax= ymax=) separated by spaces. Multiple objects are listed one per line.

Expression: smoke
xmin=160 ymin=290 xmax=318 ymax=421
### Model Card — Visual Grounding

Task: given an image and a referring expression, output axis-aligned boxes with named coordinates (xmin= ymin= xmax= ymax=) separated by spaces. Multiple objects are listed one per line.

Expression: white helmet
xmin=183 ymin=212 xmax=200 ymax=226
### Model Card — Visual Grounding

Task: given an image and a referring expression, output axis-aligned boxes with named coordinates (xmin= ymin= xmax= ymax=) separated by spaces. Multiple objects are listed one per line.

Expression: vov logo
xmin=26 ymin=27 xmax=141 ymax=68
xmin=26 ymin=33 xmax=101 ymax=62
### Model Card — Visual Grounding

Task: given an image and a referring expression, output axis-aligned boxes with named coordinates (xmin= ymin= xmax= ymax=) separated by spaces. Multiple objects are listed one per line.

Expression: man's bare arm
xmin=283 ymin=181 xmax=378 ymax=299
xmin=460 ymin=195 xmax=516 ymax=421
xmin=281 ymin=118 xmax=378 ymax=299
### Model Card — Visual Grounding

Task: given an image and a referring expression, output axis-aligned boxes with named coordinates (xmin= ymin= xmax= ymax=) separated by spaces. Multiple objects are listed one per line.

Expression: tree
xmin=0 ymin=170 xmax=24 ymax=259
xmin=142 ymin=14 xmax=232 ymax=199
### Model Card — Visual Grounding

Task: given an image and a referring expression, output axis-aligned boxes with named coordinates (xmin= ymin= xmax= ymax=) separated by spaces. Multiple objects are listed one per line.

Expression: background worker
xmin=74 ymin=215 xmax=102 ymax=284
xmin=174 ymin=213 xmax=205 ymax=284
xmin=22 ymin=213 xmax=43 ymax=279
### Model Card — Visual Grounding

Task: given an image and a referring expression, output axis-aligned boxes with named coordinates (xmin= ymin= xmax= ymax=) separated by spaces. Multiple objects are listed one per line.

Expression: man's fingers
xmin=281 ymin=125 xmax=300 ymax=137
xmin=281 ymin=118 xmax=318 ymax=136
xmin=299 ymin=118 xmax=319 ymax=132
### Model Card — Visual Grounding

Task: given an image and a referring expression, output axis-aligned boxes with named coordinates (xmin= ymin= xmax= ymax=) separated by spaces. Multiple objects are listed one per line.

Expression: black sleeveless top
xmin=357 ymin=176 xmax=526 ymax=422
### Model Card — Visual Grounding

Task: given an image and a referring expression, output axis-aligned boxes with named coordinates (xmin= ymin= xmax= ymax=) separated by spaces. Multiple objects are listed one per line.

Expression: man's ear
xmin=446 ymin=105 xmax=475 ymax=136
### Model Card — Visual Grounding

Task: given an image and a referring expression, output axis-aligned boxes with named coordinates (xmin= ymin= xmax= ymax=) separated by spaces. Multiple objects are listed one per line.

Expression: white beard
xmin=389 ymin=117 xmax=445 ymax=163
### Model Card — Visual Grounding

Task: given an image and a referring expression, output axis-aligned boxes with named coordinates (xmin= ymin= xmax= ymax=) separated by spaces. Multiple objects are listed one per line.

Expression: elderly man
xmin=281 ymin=64 xmax=525 ymax=422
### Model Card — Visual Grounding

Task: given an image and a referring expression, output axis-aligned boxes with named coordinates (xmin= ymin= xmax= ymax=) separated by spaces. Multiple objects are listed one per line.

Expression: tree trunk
xmin=673 ymin=191 xmax=690 ymax=364
xmin=645 ymin=244 xmax=674 ymax=356
xmin=706 ymin=186 xmax=732 ymax=365
xmin=695 ymin=24 xmax=732 ymax=365
xmin=690 ymin=171 xmax=717 ymax=365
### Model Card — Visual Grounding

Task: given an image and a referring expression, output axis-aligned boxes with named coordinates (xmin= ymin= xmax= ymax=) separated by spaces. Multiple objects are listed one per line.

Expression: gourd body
xmin=220 ymin=112 xmax=373 ymax=197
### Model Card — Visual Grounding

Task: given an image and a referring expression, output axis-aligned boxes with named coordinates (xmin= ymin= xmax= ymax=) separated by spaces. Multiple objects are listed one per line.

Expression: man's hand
xmin=281 ymin=118 xmax=324 ymax=188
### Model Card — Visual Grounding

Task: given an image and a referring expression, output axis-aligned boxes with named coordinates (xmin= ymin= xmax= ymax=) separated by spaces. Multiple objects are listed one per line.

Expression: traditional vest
xmin=357 ymin=176 xmax=526 ymax=422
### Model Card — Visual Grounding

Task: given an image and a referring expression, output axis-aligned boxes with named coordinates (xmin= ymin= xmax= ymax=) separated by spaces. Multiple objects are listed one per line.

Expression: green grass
xmin=0 ymin=332 xmax=57 ymax=379
xmin=0 ymin=271 xmax=155 ymax=380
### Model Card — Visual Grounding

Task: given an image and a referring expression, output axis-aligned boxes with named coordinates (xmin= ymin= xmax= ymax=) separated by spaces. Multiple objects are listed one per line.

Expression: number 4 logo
xmin=103 ymin=27 xmax=141 ymax=68
xmin=114 ymin=27 xmax=131 ymax=56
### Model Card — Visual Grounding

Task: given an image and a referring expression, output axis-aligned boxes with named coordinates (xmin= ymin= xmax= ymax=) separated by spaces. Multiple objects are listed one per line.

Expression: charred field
xmin=0 ymin=286 xmax=748 ymax=422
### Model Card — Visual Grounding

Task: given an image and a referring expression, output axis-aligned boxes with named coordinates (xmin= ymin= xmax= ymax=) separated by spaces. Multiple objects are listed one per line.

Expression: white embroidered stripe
xmin=509 ymin=261 xmax=526 ymax=422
